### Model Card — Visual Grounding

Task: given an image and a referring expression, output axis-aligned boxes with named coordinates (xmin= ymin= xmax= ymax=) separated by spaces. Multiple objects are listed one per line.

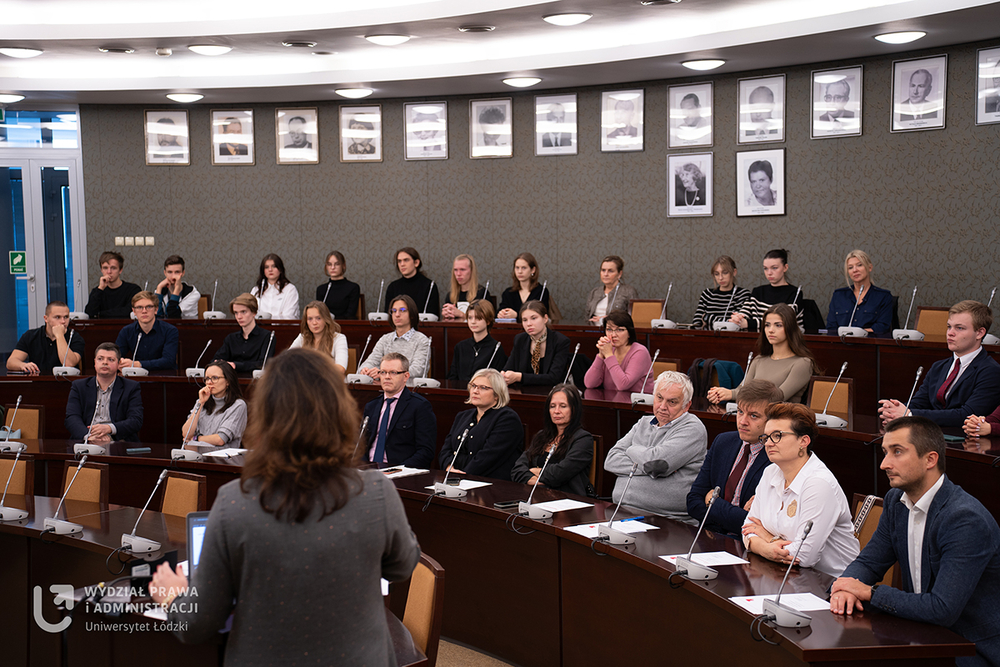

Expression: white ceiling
xmin=1 ymin=0 xmax=999 ymax=105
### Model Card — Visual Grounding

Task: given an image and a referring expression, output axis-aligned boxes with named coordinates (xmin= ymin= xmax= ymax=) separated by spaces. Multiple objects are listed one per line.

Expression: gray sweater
xmin=359 ymin=330 xmax=430 ymax=379
xmin=604 ymin=411 xmax=707 ymax=524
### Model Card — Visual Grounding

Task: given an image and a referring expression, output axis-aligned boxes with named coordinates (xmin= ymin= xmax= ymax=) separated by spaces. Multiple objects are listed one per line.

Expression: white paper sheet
xmin=728 ymin=592 xmax=830 ymax=615
xmin=202 ymin=448 xmax=248 ymax=459
xmin=383 ymin=467 xmax=429 ymax=479
xmin=424 ymin=480 xmax=492 ymax=491
xmin=564 ymin=520 xmax=659 ymax=538
xmin=660 ymin=552 xmax=749 ymax=567
xmin=530 ymin=499 xmax=593 ymax=512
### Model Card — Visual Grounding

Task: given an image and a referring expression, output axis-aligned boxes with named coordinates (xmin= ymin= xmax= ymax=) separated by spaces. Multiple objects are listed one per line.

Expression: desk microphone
xmin=651 ymin=282 xmax=677 ymax=329
xmin=838 ymin=285 xmax=868 ymax=338
xmin=761 ymin=520 xmax=814 ymax=627
xmin=598 ymin=462 xmax=638 ymax=545
xmin=485 ymin=341 xmax=502 ymax=370
xmin=901 ymin=366 xmax=924 ymax=416
xmin=0 ymin=447 xmax=29 ymax=520
xmin=483 ymin=280 xmax=490 ymax=300
xmin=419 ymin=281 xmax=439 ymax=322
xmin=203 ymin=279 xmax=226 ymax=319
xmin=252 ymin=331 xmax=275 ymax=379
xmin=0 ymin=395 xmax=25 ymax=453
xmin=368 ymin=279 xmax=388 ymax=321
xmin=43 ymin=455 xmax=88 ymax=535
xmin=346 ymin=334 xmax=374 ymax=384
xmin=322 ymin=279 xmax=333 ymax=307
xmin=433 ymin=429 xmax=470 ymax=498
xmin=892 ymin=286 xmax=924 ymax=341
xmin=350 ymin=416 xmax=370 ymax=463
xmin=74 ymin=392 xmax=108 ymax=456
xmin=538 ymin=280 xmax=548 ymax=304
xmin=121 ymin=469 xmax=168 ymax=553
xmin=600 ymin=283 xmax=621 ymax=326
xmin=984 ymin=287 xmax=999 ymax=346
xmin=122 ymin=332 xmax=149 ymax=376
xmin=563 ymin=343 xmax=580 ymax=385
xmin=518 ymin=443 xmax=558 ymax=519
xmin=411 ymin=336 xmax=440 ymax=388
xmin=674 ymin=486 xmax=721 ymax=580
xmin=815 ymin=362 xmax=849 ymax=429
xmin=185 ymin=339 xmax=213 ymax=378
xmin=53 ymin=330 xmax=81 ymax=376
xmin=713 ymin=287 xmax=741 ymax=331
xmin=255 ymin=280 xmax=273 ymax=319
xmin=725 ymin=352 xmax=754 ymax=414
xmin=171 ymin=401 xmax=205 ymax=461
xmin=631 ymin=349 xmax=660 ymax=405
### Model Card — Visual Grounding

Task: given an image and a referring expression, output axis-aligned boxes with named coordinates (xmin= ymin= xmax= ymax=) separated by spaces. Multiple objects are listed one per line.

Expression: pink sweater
xmin=584 ymin=343 xmax=654 ymax=392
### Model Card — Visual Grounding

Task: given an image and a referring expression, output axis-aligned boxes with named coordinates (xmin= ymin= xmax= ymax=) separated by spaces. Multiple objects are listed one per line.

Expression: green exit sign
xmin=9 ymin=251 xmax=26 ymax=275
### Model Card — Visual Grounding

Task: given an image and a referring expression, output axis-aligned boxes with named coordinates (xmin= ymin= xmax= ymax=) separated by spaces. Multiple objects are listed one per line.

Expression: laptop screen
xmin=186 ymin=511 xmax=211 ymax=575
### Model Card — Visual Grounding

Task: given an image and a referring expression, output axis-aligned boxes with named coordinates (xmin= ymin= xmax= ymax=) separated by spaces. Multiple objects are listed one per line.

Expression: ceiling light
xmin=682 ymin=59 xmax=725 ymax=71
xmin=0 ymin=47 xmax=43 ymax=59
xmin=98 ymin=47 xmax=135 ymax=54
xmin=640 ymin=0 xmax=681 ymax=5
xmin=503 ymin=77 xmax=541 ymax=88
xmin=189 ymin=45 xmax=232 ymax=56
xmin=543 ymin=13 xmax=592 ymax=26
xmin=874 ymin=31 xmax=926 ymax=44
xmin=335 ymin=88 xmax=373 ymax=99
xmin=0 ymin=94 xmax=25 ymax=104
xmin=282 ymin=41 xmax=317 ymax=48
xmin=365 ymin=35 xmax=410 ymax=46
xmin=312 ymin=51 xmax=338 ymax=56
xmin=166 ymin=93 xmax=204 ymax=103
xmin=458 ymin=25 xmax=496 ymax=33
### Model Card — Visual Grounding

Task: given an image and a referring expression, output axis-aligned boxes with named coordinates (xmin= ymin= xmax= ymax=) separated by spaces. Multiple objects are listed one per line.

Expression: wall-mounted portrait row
xmin=666 ymin=149 xmax=786 ymax=219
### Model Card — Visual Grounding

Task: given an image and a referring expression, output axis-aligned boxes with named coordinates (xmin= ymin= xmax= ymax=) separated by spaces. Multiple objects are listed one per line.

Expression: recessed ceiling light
xmin=365 ymin=35 xmax=410 ymax=46
xmin=458 ymin=25 xmax=496 ymax=33
xmin=335 ymin=88 xmax=374 ymax=99
xmin=503 ymin=77 xmax=541 ymax=88
xmin=188 ymin=45 xmax=232 ymax=56
xmin=0 ymin=94 xmax=25 ymax=103
xmin=640 ymin=0 xmax=681 ymax=5
xmin=166 ymin=93 xmax=204 ymax=103
xmin=543 ymin=13 xmax=592 ymax=26
xmin=282 ymin=41 xmax=317 ymax=48
xmin=312 ymin=51 xmax=338 ymax=56
xmin=874 ymin=31 xmax=926 ymax=45
xmin=0 ymin=47 xmax=43 ymax=59
xmin=682 ymin=59 xmax=725 ymax=71
xmin=98 ymin=47 xmax=135 ymax=54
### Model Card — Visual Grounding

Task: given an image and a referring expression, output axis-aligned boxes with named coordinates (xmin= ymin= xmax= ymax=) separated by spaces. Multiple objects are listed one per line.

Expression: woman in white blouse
xmin=742 ymin=402 xmax=859 ymax=578
xmin=290 ymin=300 xmax=348 ymax=374
xmin=250 ymin=253 xmax=300 ymax=319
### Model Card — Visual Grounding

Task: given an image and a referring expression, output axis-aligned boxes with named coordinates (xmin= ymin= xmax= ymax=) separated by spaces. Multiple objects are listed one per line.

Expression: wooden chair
xmin=4 ymin=404 xmax=45 ymax=439
xmin=852 ymin=494 xmax=897 ymax=587
xmin=629 ymin=299 xmax=665 ymax=328
xmin=807 ymin=376 xmax=854 ymax=431
xmin=402 ymin=552 xmax=446 ymax=667
xmin=61 ymin=460 xmax=109 ymax=504
xmin=197 ymin=294 xmax=210 ymax=318
xmin=0 ymin=456 xmax=34 ymax=495
xmin=356 ymin=294 xmax=366 ymax=320
xmin=160 ymin=471 xmax=207 ymax=517
xmin=915 ymin=306 xmax=950 ymax=343
xmin=653 ymin=358 xmax=681 ymax=376
xmin=348 ymin=346 xmax=359 ymax=374
xmin=589 ymin=435 xmax=602 ymax=493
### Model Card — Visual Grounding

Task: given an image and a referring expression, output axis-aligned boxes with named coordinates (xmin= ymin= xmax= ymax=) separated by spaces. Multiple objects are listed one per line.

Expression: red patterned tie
xmin=724 ymin=445 xmax=751 ymax=503
xmin=934 ymin=359 xmax=961 ymax=406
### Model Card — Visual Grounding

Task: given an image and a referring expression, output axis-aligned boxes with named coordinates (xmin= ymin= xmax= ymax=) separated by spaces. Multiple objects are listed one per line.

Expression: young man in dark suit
xmin=64 ymin=342 xmax=144 ymax=443
xmin=362 ymin=352 xmax=436 ymax=469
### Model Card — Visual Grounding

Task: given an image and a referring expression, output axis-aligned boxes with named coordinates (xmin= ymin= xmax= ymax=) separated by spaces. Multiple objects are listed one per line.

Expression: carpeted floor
xmin=436 ymin=638 xmax=518 ymax=667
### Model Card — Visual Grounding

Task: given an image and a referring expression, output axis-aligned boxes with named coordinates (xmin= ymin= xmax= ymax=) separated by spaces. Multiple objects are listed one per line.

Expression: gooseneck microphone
xmin=1 ymin=395 xmax=24 ymax=453
xmin=121 ymin=469 xmax=168 ymax=553
xmin=519 ymin=443 xmax=558 ymax=519
xmin=350 ymin=416 xmax=370 ymax=463
xmin=0 ymin=447 xmax=28 ymax=520
xmin=74 ymin=392 xmax=110 ymax=456
xmin=713 ymin=288 xmax=742 ymax=331
xmin=724 ymin=352 xmax=754 ymax=414
xmin=122 ymin=332 xmax=149 ymax=376
xmin=902 ymin=366 xmax=924 ymax=416
xmin=761 ymin=520 xmax=814 ymax=627
xmin=563 ymin=343 xmax=580 ymax=385
xmin=53 ymin=330 xmax=81 ymax=376
xmin=252 ymin=332 xmax=276 ymax=379
xmin=838 ymin=285 xmax=868 ymax=338
xmin=346 ymin=334 xmax=374 ymax=384
xmin=606 ymin=283 xmax=621 ymax=320
xmin=62 ymin=331 xmax=75 ymax=366
xmin=674 ymin=486 xmax=721 ymax=580
xmin=322 ymin=279 xmax=333 ymax=306
xmin=433 ymin=429 xmax=470 ymax=499
xmin=171 ymin=399 xmax=206 ymax=461
xmin=893 ymin=286 xmax=924 ymax=341
xmin=651 ymin=283 xmax=677 ymax=329
xmin=538 ymin=280 xmax=548 ymax=304
xmin=815 ymin=362 xmax=849 ymax=429
xmin=598 ymin=462 xmax=639 ymax=545
xmin=368 ymin=279 xmax=388 ymax=321
xmin=631 ymin=349 xmax=660 ymax=406
xmin=418 ymin=281 xmax=439 ymax=322
xmin=44 ymin=455 xmax=89 ymax=535
xmin=186 ymin=339 xmax=213 ymax=378
xmin=486 ymin=341 xmax=502 ymax=370
xmin=411 ymin=336 xmax=441 ymax=388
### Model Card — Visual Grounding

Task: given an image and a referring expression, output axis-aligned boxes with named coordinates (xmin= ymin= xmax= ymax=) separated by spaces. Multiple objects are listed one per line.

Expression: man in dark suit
xmin=362 ymin=352 xmax=436 ymax=468
xmin=65 ymin=342 xmax=144 ymax=443
xmin=541 ymin=102 xmax=572 ymax=148
xmin=686 ymin=380 xmax=783 ymax=537
xmin=219 ymin=117 xmax=249 ymax=156
xmin=880 ymin=300 xmax=1000 ymax=426
xmin=832 ymin=417 xmax=1000 ymax=667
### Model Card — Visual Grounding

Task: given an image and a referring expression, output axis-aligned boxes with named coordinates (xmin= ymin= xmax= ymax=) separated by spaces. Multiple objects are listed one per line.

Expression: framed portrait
xmin=276 ymin=108 xmax=319 ymax=164
xmin=738 ymin=75 xmax=785 ymax=144
xmin=404 ymin=101 xmax=448 ymax=160
xmin=737 ymin=149 xmax=785 ymax=217
xmin=211 ymin=110 xmax=254 ymax=165
xmin=470 ymin=98 xmax=512 ymax=158
xmin=811 ymin=66 xmax=863 ymax=139
xmin=534 ymin=94 xmax=577 ymax=156
xmin=144 ymin=110 xmax=190 ymax=166
xmin=976 ymin=47 xmax=1000 ymax=125
xmin=891 ymin=55 xmax=947 ymax=132
xmin=601 ymin=89 xmax=643 ymax=152
xmin=667 ymin=153 xmax=713 ymax=217
xmin=340 ymin=106 xmax=382 ymax=162
xmin=668 ymin=83 xmax=713 ymax=149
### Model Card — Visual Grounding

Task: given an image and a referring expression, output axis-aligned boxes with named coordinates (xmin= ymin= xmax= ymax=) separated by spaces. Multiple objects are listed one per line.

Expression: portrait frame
xmin=144 ymin=109 xmax=190 ymax=166
xmin=534 ymin=93 xmax=577 ymax=156
xmin=976 ymin=46 xmax=1000 ymax=125
xmin=667 ymin=152 xmax=713 ymax=218
xmin=275 ymin=108 xmax=319 ymax=164
xmin=340 ymin=105 xmax=382 ymax=162
xmin=470 ymin=98 xmax=513 ymax=159
xmin=736 ymin=148 xmax=785 ymax=217
xmin=404 ymin=101 xmax=448 ymax=160
xmin=601 ymin=89 xmax=644 ymax=152
xmin=211 ymin=109 xmax=254 ymax=166
xmin=891 ymin=54 xmax=947 ymax=133
xmin=810 ymin=66 xmax=863 ymax=139
xmin=668 ymin=82 xmax=713 ymax=149
xmin=737 ymin=74 xmax=785 ymax=145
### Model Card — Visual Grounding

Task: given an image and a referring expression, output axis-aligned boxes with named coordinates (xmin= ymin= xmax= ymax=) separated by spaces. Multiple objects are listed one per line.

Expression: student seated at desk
xmin=691 ymin=255 xmax=750 ymax=329
xmin=584 ymin=311 xmax=653 ymax=393
xmin=729 ymin=248 xmax=804 ymax=332
xmin=84 ymin=250 xmax=141 ymax=319
xmin=498 ymin=252 xmax=551 ymax=320
xmin=826 ymin=249 xmax=894 ymax=334
xmin=502 ymin=301 xmax=571 ymax=387
xmin=116 ymin=291 xmax=179 ymax=370
xmin=180 ymin=361 xmax=247 ymax=449
xmin=216 ymin=293 xmax=272 ymax=372
xmin=441 ymin=254 xmax=487 ymax=321
xmin=385 ymin=247 xmax=439 ymax=317
xmin=585 ymin=255 xmax=638 ymax=324
xmin=155 ymin=254 xmax=201 ymax=319
xmin=64 ymin=342 xmax=143 ymax=443
xmin=447 ymin=300 xmax=507 ymax=385
xmin=6 ymin=300 xmax=84 ymax=375
xmin=290 ymin=300 xmax=348 ymax=375
xmin=250 ymin=253 xmax=300 ymax=320
xmin=315 ymin=250 xmax=360 ymax=321
xmin=358 ymin=295 xmax=429 ymax=380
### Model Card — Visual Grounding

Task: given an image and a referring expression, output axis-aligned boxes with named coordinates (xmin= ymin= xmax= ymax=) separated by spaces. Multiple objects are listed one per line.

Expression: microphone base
xmin=838 ymin=326 xmax=868 ymax=338
xmin=433 ymin=482 xmax=467 ymax=498
xmin=252 ymin=369 xmax=264 ymax=379
xmin=725 ymin=402 xmax=738 ymax=414
xmin=984 ymin=334 xmax=999 ymax=346
xmin=122 ymin=533 xmax=161 ymax=554
xmin=418 ymin=314 xmax=439 ymax=322
xmin=518 ymin=501 xmax=553 ymax=520
xmin=892 ymin=329 xmax=925 ymax=341
xmin=121 ymin=367 xmax=149 ymax=377
xmin=815 ymin=413 xmax=848 ymax=429
xmin=171 ymin=448 xmax=204 ymax=462
xmin=345 ymin=374 xmax=374 ymax=385
xmin=202 ymin=310 xmax=226 ymax=320
xmin=712 ymin=321 xmax=740 ymax=332
xmin=44 ymin=518 xmax=83 ymax=535
xmin=256 ymin=311 xmax=273 ymax=319
xmin=650 ymin=319 xmax=677 ymax=329
xmin=53 ymin=366 xmax=81 ymax=377
xmin=74 ymin=444 xmax=106 ymax=456
xmin=185 ymin=368 xmax=205 ymax=378
xmin=674 ymin=556 xmax=719 ymax=581
xmin=367 ymin=312 xmax=388 ymax=322
xmin=68 ymin=312 xmax=89 ymax=320
xmin=0 ymin=441 xmax=26 ymax=453
xmin=598 ymin=524 xmax=635 ymax=545
xmin=0 ymin=506 xmax=28 ymax=521
xmin=411 ymin=378 xmax=441 ymax=388
xmin=630 ymin=393 xmax=653 ymax=405
xmin=762 ymin=598 xmax=812 ymax=628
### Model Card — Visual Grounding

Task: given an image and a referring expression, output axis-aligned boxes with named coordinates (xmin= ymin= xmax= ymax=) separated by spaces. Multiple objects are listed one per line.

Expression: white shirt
xmin=743 ymin=453 xmax=860 ymax=577
xmin=251 ymin=282 xmax=300 ymax=320
xmin=944 ymin=347 xmax=982 ymax=400
xmin=901 ymin=473 xmax=945 ymax=594
xmin=290 ymin=332 xmax=348 ymax=369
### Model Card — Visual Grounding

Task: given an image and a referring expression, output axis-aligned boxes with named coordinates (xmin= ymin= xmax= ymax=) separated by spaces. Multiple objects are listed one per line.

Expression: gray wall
xmin=80 ymin=40 xmax=1000 ymax=324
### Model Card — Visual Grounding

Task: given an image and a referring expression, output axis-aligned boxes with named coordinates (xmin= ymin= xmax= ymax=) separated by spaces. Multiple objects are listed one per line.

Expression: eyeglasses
xmin=391 ymin=307 xmax=408 ymax=314
xmin=378 ymin=370 xmax=407 ymax=377
xmin=758 ymin=430 xmax=797 ymax=444
xmin=605 ymin=326 xmax=626 ymax=335
xmin=824 ymin=94 xmax=849 ymax=102
xmin=133 ymin=305 xmax=157 ymax=312
xmin=204 ymin=375 xmax=226 ymax=384
xmin=468 ymin=383 xmax=493 ymax=393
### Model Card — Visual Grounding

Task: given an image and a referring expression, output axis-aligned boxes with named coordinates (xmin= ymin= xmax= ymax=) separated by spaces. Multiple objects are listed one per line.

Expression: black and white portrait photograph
xmin=976 ymin=47 xmax=1000 ymax=125
xmin=737 ymin=149 xmax=784 ymax=217
xmin=144 ymin=109 xmax=189 ymax=166
xmin=738 ymin=75 xmax=785 ymax=144
xmin=668 ymin=83 xmax=713 ymax=148
xmin=892 ymin=55 xmax=947 ymax=132
xmin=811 ymin=67 xmax=863 ymax=139
xmin=535 ymin=94 xmax=577 ymax=156
xmin=276 ymin=108 xmax=319 ymax=164
xmin=340 ymin=105 xmax=382 ymax=162
xmin=211 ymin=109 xmax=254 ymax=165
xmin=667 ymin=153 xmax=713 ymax=217
xmin=601 ymin=89 xmax=644 ymax=152
xmin=404 ymin=101 xmax=448 ymax=160
xmin=470 ymin=98 xmax=512 ymax=158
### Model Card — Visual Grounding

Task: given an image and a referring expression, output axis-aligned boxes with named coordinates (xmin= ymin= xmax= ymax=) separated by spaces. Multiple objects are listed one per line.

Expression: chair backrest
xmin=61 ymin=460 xmax=109 ymax=504
xmin=348 ymin=346 xmax=358 ymax=374
xmin=197 ymin=294 xmax=210 ymax=318
xmin=807 ymin=376 xmax=854 ymax=430
xmin=160 ymin=471 xmax=207 ymax=517
xmin=589 ymin=435 xmax=602 ymax=491
xmin=628 ymin=299 xmax=665 ymax=328
xmin=0 ymin=456 xmax=34 ymax=495
xmin=653 ymin=358 xmax=681 ymax=376
xmin=402 ymin=552 xmax=446 ymax=667
xmin=852 ymin=494 xmax=895 ymax=587
xmin=4 ymin=404 xmax=44 ymax=439
xmin=356 ymin=293 xmax=366 ymax=320
xmin=915 ymin=306 xmax=950 ymax=342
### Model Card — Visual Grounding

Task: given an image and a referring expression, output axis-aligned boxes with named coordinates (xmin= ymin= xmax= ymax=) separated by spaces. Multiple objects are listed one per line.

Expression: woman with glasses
xmin=290 ymin=300 xmax=348 ymax=375
xmin=438 ymin=369 xmax=523 ymax=481
xmin=583 ymin=311 xmax=653 ymax=393
xmin=179 ymin=360 xmax=247 ymax=450
xmin=315 ymin=251 xmax=361 ymax=320
xmin=358 ymin=295 xmax=430 ymax=379
xmin=741 ymin=402 xmax=859 ymax=577
xmin=502 ymin=301 xmax=571 ymax=386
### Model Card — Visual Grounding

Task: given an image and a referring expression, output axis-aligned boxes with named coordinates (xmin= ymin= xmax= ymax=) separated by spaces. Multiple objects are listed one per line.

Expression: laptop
xmin=186 ymin=510 xmax=211 ymax=575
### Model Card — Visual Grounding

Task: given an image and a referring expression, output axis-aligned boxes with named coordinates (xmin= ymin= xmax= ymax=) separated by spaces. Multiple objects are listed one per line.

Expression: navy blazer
xmin=842 ymin=478 xmax=1000 ymax=666
xmin=362 ymin=388 xmax=436 ymax=468
xmin=686 ymin=431 xmax=771 ymax=537
xmin=65 ymin=376 xmax=144 ymax=442
xmin=826 ymin=285 xmax=894 ymax=334
xmin=908 ymin=349 xmax=1000 ymax=426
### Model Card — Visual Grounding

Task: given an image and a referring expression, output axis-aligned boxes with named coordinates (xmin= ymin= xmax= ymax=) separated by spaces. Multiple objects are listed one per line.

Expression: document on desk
xmin=424 ymin=480 xmax=493 ymax=491
xmin=530 ymin=499 xmax=593 ymax=512
xmin=383 ymin=467 xmax=429 ymax=479
xmin=564 ymin=520 xmax=659 ymax=538
xmin=203 ymin=448 xmax=248 ymax=458
xmin=660 ymin=552 xmax=749 ymax=567
xmin=728 ymin=593 xmax=829 ymax=615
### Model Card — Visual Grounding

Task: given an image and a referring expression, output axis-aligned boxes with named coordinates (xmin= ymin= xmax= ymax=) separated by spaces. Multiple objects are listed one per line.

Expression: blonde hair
xmin=466 ymin=368 xmax=510 ymax=409
xmin=300 ymin=300 xmax=341 ymax=354
xmin=843 ymin=249 xmax=873 ymax=286
xmin=449 ymin=254 xmax=480 ymax=306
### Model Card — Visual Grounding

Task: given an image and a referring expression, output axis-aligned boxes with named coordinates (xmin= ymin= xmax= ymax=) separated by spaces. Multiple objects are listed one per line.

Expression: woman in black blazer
xmin=502 ymin=301 xmax=571 ymax=386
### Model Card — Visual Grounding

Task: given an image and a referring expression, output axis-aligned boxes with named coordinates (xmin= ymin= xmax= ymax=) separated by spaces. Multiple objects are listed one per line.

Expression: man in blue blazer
xmin=880 ymin=300 xmax=1000 ymax=427
xmin=832 ymin=417 xmax=1000 ymax=667
xmin=362 ymin=352 xmax=436 ymax=469
xmin=686 ymin=380 xmax=784 ymax=537
xmin=65 ymin=342 xmax=144 ymax=443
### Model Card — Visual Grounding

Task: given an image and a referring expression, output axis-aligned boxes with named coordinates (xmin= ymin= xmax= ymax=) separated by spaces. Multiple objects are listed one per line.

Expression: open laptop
xmin=186 ymin=510 xmax=211 ymax=576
